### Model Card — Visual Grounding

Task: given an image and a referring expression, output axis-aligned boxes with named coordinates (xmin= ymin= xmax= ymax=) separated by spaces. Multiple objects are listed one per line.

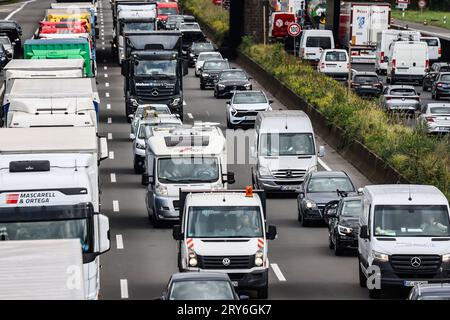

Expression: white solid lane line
xmin=107 ymin=104 xmax=111 ymax=110
xmin=120 ymin=279 xmax=129 ymax=299
xmin=108 ymin=133 xmax=113 ymax=140
xmin=318 ymin=158 xmax=332 ymax=172
xmin=113 ymin=200 xmax=120 ymax=212
xmin=110 ymin=173 xmax=116 ymax=183
xmin=271 ymin=263 xmax=287 ymax=281
xmin=5 ymin=0 xmax=36 ymax=21
xmin=109 ymin=151 xmax=115 ymax=159
xmin=187 ymin=113 xmax=193 ymax=119
xmin=104 ymin=66 xmax=107 ymax=70
xmin=116 ymin=235 xmax=124 ymax=249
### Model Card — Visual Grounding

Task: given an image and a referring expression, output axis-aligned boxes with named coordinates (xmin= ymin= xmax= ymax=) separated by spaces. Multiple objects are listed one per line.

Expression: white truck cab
xmin=142 ymin=124 xmax=235 ymax=227
xmin=172 ymin=187 xmax=277 ymax=299
xmin=0 ymin=127 xmax=110 ymax=300
xmin=252 ymin=110 xmax=325 ymax=193
xmin=358 ymin=184 xmax=450 ymax=299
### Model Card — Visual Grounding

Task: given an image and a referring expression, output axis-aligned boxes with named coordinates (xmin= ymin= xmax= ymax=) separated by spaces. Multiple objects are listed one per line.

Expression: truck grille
xmin=271 ymin=169 xmax=306 ymax=180
xmin=135 ymin=87 xmax=176 ymax=102
xmin=197 ymin=255 xmax=255 ymax=269
xmin=390 ymin=255 xmax=441 ymax=276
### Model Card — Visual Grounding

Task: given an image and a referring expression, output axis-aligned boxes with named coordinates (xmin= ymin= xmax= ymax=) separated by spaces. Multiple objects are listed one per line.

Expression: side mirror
xmin=98 ymin=214 xmax=111 ymax=254
xmin=266 ymin=225 xmax=277 ymax=240
xmin=226 ymin=101 xmax=231 ymax=105
xmin=326 ymin=209 xmax=338 ymax=218
xmin=417 ymin=92 xmax=421 ymax=96
xmin=223 ymin=172 xmax=235 ymax=184
xmin=128 ymin=114 xmax=134 ymax=119
xmin=129 ymin=133 xmax=136 ymax=140
xmin=172 ymin=225 xmax=183 ymax=241
xmin=357 ymin=187 xmax=364 ymax=194
xmin=359 ymin=225 xmax=370 ymax=239
xmin=318 ymin=145 xmax=325 ymax=157
xmin=121 ymin=60 xmax=129 ymax=77
xmin=268 ymin=99 xmax=274 ymax=104
xmin=99 ymin=137 xmax=109 ymax=162
xmin=248 ymin=76 xmax=253 ymax=80
xmin=141 ymin=174 xmax=154 ymax=186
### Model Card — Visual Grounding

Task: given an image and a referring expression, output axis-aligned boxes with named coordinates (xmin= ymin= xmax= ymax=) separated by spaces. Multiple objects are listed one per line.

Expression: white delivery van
xmin=0 ymin=127 xmax=110 ymax=300
xmin=252 ymin=110 xmax=325 ymax=193
xmin=421 ymin=37 xmax=441 ymax=62
xmin=172 ymin=188 xmax=277 ymax=299
xmin=0 ymin=239 xmax=85 ymax=300
xmin=142 ymin=124 xmax=235 ymax=227
xmin=299 ymin=29 xmax=334 ymax=63
xmin=358 ymin=185 xmax=450 ymax=299
xmin=387 ymin=41 xmax=429 ymax=85
xmin=3 ymin=78 xmax=100 ymax=128
xmin=375 ymin=30 xmax=421 ymax=75
xmin=317 ymin=49 xmax=349 ymax=80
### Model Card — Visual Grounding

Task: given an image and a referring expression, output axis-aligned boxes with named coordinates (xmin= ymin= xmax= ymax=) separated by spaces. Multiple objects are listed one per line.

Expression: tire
xmin=200 ymin=83 xmax=205 ymax=90
xmin=334 ymin=242 xmax=344 ymax=256
xmin=436 ymin=93 xmax=441 ymax=100
xmin=133 ymin=156 xmax=144 ymax=174
xmin=422 ymin=84 xmax=427 ymax=92
xmin=328 ymin=233 xmax=335 ymax=249
xmin=390 ymin=78 xmax=395 ymax=85
xmin=177 ymin=250 xmax=183 ymax=272
xmin=150 ymin=207 xmax=164 ymax=228
xmin=368 ymin=288 xmax=382 ymax=299
xmin=297 ymin=208 xmax=302 ymax=222
xmin=226 ymin=118 xmax=234 ymax=129
xmin=359 ymin=262 xmax=367 ymax=288
xmin=301 ymin=216 xmax=310 ymax=227
xmin=386 ymin=77 xmax=391 ymax=84
xmin=257 ymin=282 xmax=269 ymax=299
xmin=214 ymin=90 xmax=218 ymax=98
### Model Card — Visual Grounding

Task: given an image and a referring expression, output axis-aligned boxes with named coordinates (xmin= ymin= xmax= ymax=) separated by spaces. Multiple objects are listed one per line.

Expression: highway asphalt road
xmin=1 ymin=0 xmax=414 ymax=300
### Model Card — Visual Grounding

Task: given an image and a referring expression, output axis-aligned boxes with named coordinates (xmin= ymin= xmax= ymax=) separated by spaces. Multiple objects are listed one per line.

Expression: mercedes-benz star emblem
xmin=151 ymin=89 xmax=159 ymax=96
xmin=410 ymin=257 xmax=421 ymax=268
xmin=222 ymin=258 xmax=231 ymax=266
xmin=286 ymin=170 xmax=292 ymax=176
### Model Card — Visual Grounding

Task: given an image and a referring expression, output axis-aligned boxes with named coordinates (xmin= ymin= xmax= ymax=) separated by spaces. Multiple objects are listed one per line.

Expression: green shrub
xmin=240 ymin=43 xmax=450 ymax=199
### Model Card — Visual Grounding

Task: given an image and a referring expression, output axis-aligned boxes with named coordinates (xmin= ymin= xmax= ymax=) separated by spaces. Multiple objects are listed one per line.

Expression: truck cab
xmin=0 ymin=127 xmax=110 ymax=300
xmin=142 ymin=124 xmax=235 ymax=227
xmin=172 ymin=187 xmax=277 ymax=299
xmin=121 ymin=30 xmax=188 ymax=121
xmin=358 ymin=185 xmax=450 ymax=299
xmin=252 ymin=110 xmax=325 ymax=193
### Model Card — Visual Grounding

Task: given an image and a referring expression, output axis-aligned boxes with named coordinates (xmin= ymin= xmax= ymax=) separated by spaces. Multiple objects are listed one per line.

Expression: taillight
xmin=392 ymin=59 xmax=396 ymax=69
xmin=320 ymin=63 xmax=325 ymax=69
xmin=425 ymin=59 xmax=429 ymax=69
xmin=438 ymin=47 xmax=442 ymax=55
xmin=380 ymin=51 xmax=384 ymax=64
xmin=351 ymin=82 xmax=360 ymax=87
xmin=426 ymin=116 xmax=435 ymax=123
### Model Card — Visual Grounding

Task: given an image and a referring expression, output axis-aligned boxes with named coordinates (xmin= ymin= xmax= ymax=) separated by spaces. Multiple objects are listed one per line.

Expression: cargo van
xmin=375 ymin=30 xmax=421 ymax=75
xmin=358 ymin=185 xmax=450 ymax=299
xmin=299 ymin=29 xmax=334 ymax=63
xmin=421 ymin=37 xmax=441 ymax=63
xmin=268 ymin=12 xmax=296 ymax=40
xmin=387 ymin=41 xmax=429 ymax=85
xmin=252 ymin=110 xmax=325 ymax=193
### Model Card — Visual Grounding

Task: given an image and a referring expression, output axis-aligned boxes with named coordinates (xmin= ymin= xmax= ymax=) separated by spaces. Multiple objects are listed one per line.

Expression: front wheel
xmin=359 ymin=262 xmax=367 ymax=288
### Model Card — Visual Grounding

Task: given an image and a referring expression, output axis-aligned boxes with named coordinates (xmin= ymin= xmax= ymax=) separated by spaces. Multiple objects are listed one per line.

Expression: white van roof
xmin=4 ymin=59 xmax=85 ymax=71
xmin=8 ymin=112 xmax=95 ymax=128
xmin=185 ymin=191 xmax=263 ymax=207
xmin=0 ymin=127 xmax=97 ymax=154
xmin=364 ymin=185 xmax=448 ymax=206
xmin=302 ymin=29 xmax=333 ymax=36
xmin=257 ymin=110 xmax=313 ymax=132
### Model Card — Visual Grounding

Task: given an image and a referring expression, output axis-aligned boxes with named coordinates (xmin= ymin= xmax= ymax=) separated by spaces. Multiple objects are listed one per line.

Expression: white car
xmin=195 ymin=51 xmax=222 ymax=77
xmin=226 ymin=90 xmax=272 ymax=128
xmin=419 ymin=103 xmax=450 ymax=134
xmin=421 ymin=37 xmax=441 ymax=62
xmin=130 ymin=104 xmax=171 ymax=135
xmin=317 ymin=49 xmax=349 ymax=81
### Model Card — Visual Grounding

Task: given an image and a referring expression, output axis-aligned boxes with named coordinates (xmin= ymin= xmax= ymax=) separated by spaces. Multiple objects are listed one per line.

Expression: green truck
xmin=23 ymin=38 xmax=96 ymax=77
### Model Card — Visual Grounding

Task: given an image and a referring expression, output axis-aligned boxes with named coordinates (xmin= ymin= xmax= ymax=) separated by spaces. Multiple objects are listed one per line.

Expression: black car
xmin=159 ymin=272 xmax=244 ymax=300
xmin=199 ymin=59 xmax=230 ymax=90
xmin=181 ymin=29 xmax=206 ymax=60
xmin=350 ymin=72 xmax=383 ymax=98
xmin=408 ymin=283 xmax=450 ymax=300
xmin=214 ymin=69 xmax=252 ymax=98
xmin=0 ymin=44 xmax=9 ymax=68
xmin=326 ymin=196 xmax=362 ymax=256
xmin=297 ymin=171 xmax=356 ymax=227
xmin=188 ymin=41 xmax=214 ymax=67
xmin=423 ymin=62 xmax=450 ymax=91
xmin=431 ymin=72 xmax=450 ymax=100
xmin=0 ymin=20 xmax=22 ymax=51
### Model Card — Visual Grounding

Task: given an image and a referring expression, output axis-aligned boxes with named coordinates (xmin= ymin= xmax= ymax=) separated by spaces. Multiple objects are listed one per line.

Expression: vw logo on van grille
xmin=410 ymin=257 xmax=421 ymax=268
xmin=222 ymin=258 xmax=231 ymax=266
xmin=151 ymin=88 xmax=159 ymax=96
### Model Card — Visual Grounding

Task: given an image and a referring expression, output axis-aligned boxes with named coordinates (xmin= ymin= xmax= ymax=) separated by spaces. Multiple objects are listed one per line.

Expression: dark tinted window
xmin=422 ymin=38 xmax=439 ymax=46
xmin=430 ymin=107 xmax=450 ymax=114
xmin=306 ymin=36 xmax=332 ymax=49
xmin=203 ymin=61 xmax=229 ymax=70
xmin=354 ymin=75 xmax=379 ymax=83
xmin=440 ymin=74 xmax=450 ymax=82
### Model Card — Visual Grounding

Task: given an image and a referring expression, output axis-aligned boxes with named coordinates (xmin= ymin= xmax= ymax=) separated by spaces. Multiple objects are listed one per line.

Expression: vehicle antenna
xmin=408 ymin=185 xmax=412 ymax=201
xmin=74 ymin=159 xmax=78 ymax=172
xmin=285 ymin=116 xmax=288 ymax=130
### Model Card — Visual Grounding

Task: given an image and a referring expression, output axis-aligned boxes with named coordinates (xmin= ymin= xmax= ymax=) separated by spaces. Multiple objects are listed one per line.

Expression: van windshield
xmin=259 ymin=133 xmax=315 ymax=156
xmin=373 ymin=205 xmax=450 ymax=237
xmin=306 ymin=36 xmax=332 ymax=49
xmin=325 ymin=51 xmax=347 ymax=62
xmin=157 ymin=157 xmax=219 ymax=183
xmin=187 ymin=206 xmax=263 ymax=238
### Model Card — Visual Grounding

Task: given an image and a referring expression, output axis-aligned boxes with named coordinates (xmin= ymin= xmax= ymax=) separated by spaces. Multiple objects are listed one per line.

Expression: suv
xmin=0 ymin=36 xmax=13 ymax=58
xmin=214 ymin=69 xmax=252 ymax=98
xmin=431 ymin=72 xmax=450 ymax=100
xmin=350 ymin=72 xmax=383 ymax=98
xmin=199 ymin=59 xmax=230 ymax=90
xmin=226 ymin=90 xmax=272 ymax=129
xmin=423 ymin=63 xmax=450 ymax=91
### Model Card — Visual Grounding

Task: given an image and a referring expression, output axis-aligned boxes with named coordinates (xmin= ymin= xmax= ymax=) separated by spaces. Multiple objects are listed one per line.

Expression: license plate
xmin=231 ymin=281 xmax=238 ymax=287
xmin=439 ymin=127 xmax=450 ymax=131
xmin=281 ymin=185 xmax=299 ymax=191
xmin=404 ymin=280 xmax=428 ymax=287
xmin=361 ymin=85 xmax=372 ymax=88
xmin=245 ymin=116 xmax=256 ymax=121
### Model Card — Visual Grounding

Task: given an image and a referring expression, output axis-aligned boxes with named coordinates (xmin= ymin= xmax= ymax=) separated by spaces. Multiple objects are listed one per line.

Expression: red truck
xmin=268 ymin=12 xmax=296 ymax=40
xmin=157 ymin=2 xmax=179 ymax=22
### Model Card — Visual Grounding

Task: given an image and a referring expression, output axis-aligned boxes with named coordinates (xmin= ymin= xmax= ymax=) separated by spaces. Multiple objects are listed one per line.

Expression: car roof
xmin=233 ymin=90 xmax=264 ymax=95
xmin=310 ymin=171 xmax=350 ymax=178
xmin=354 ymin=72 xmax=378 ymax=76
xmin=203 ymin=59 xmax=227 ymax=63
xmin=416 ymin=283 xmax=450 ymax=295
xmin=364 ymin=185 xmax=448 ymax=205
xmin=427 ymin=103 xmax=450 ymax=108
xmin=387 ymin=85 xmax=416 ymax=89
xmin=221 ymin=69 xmax=244 ymax=72
xmin=342 ymin=195 xmax=362 ymax=202
xmin=439 ymin=72 xmax=450 ymax=75
xmin=170 ymin=272 xmax=231 ymax=282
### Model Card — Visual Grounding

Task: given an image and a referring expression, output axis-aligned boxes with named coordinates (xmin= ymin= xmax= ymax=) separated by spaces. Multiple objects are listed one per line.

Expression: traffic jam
xmin=0 ymin=0 xmax=448 ymax=304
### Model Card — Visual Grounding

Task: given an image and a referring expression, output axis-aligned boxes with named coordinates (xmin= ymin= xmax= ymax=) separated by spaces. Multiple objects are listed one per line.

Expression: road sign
xmin=418 ymin=0 xmax=426 ymax=9
xmin=396 ymin=0 xmax=410 ymax=3
xmin=397 ymin=3 xmax=408 ymax=9
xmin=287 ymin=22 xmax=301 ymax=37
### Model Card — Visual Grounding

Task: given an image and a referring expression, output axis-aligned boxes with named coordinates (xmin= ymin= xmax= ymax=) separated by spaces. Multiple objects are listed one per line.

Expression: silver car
xmin=0 ymin=36 xmax=13 ymax=58
xmin=380 ymin=85 xmax=421 ymax=113
xmin=419 ymin=103 xmax=450 ymax=134
xmin=226 ymin=90 xmax=272 ymax=128
xmin=130 ymin=104 xmax=171 ymax=136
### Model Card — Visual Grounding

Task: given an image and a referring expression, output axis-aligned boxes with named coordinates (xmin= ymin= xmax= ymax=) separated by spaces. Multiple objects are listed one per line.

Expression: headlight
xmin=230 ymin=105 xmax=237 ymax=114
xmin=171 ymin=98 xmax=181 ymax=106
xmin=218 ymin=84 xmax=225 ymax=89
xmin=188 ymin=250 xmax=197 ymax=267
xmin=371 ymin=250 xmax=389 ymax=262
xmin=443 ymin=253 xmax=450 ymax=263
xmin=307 ymin=165 xmax=318 ymax=174
xmin=189 ymin=53 xmax=194 ymax=57
xmin=130 ymin=99 xmax=138 ymax=107
xmin=202 ymin=73 xmax=209 ymax=77
xmin=255 ymin=250 xmax=264 ymax=267
xmin=338 ymin=225 xmax=353 ymax=236
xmin=305 ymin=200 xmax=316 ymax=209
xmin=155 ymin=183 xmax=168 ymax=196
xmin=244 ymin=83 xmax=252 ymax=89
xmin=258 ymin=166 xmax=271 ymax=177
xmin=136 ymin=142 xmax=145 ymax=150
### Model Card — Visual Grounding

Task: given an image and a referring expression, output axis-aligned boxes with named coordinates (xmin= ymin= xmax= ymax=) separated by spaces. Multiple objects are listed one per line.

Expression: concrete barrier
xmin=236 ymin=50 xmax=411 ymax=185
